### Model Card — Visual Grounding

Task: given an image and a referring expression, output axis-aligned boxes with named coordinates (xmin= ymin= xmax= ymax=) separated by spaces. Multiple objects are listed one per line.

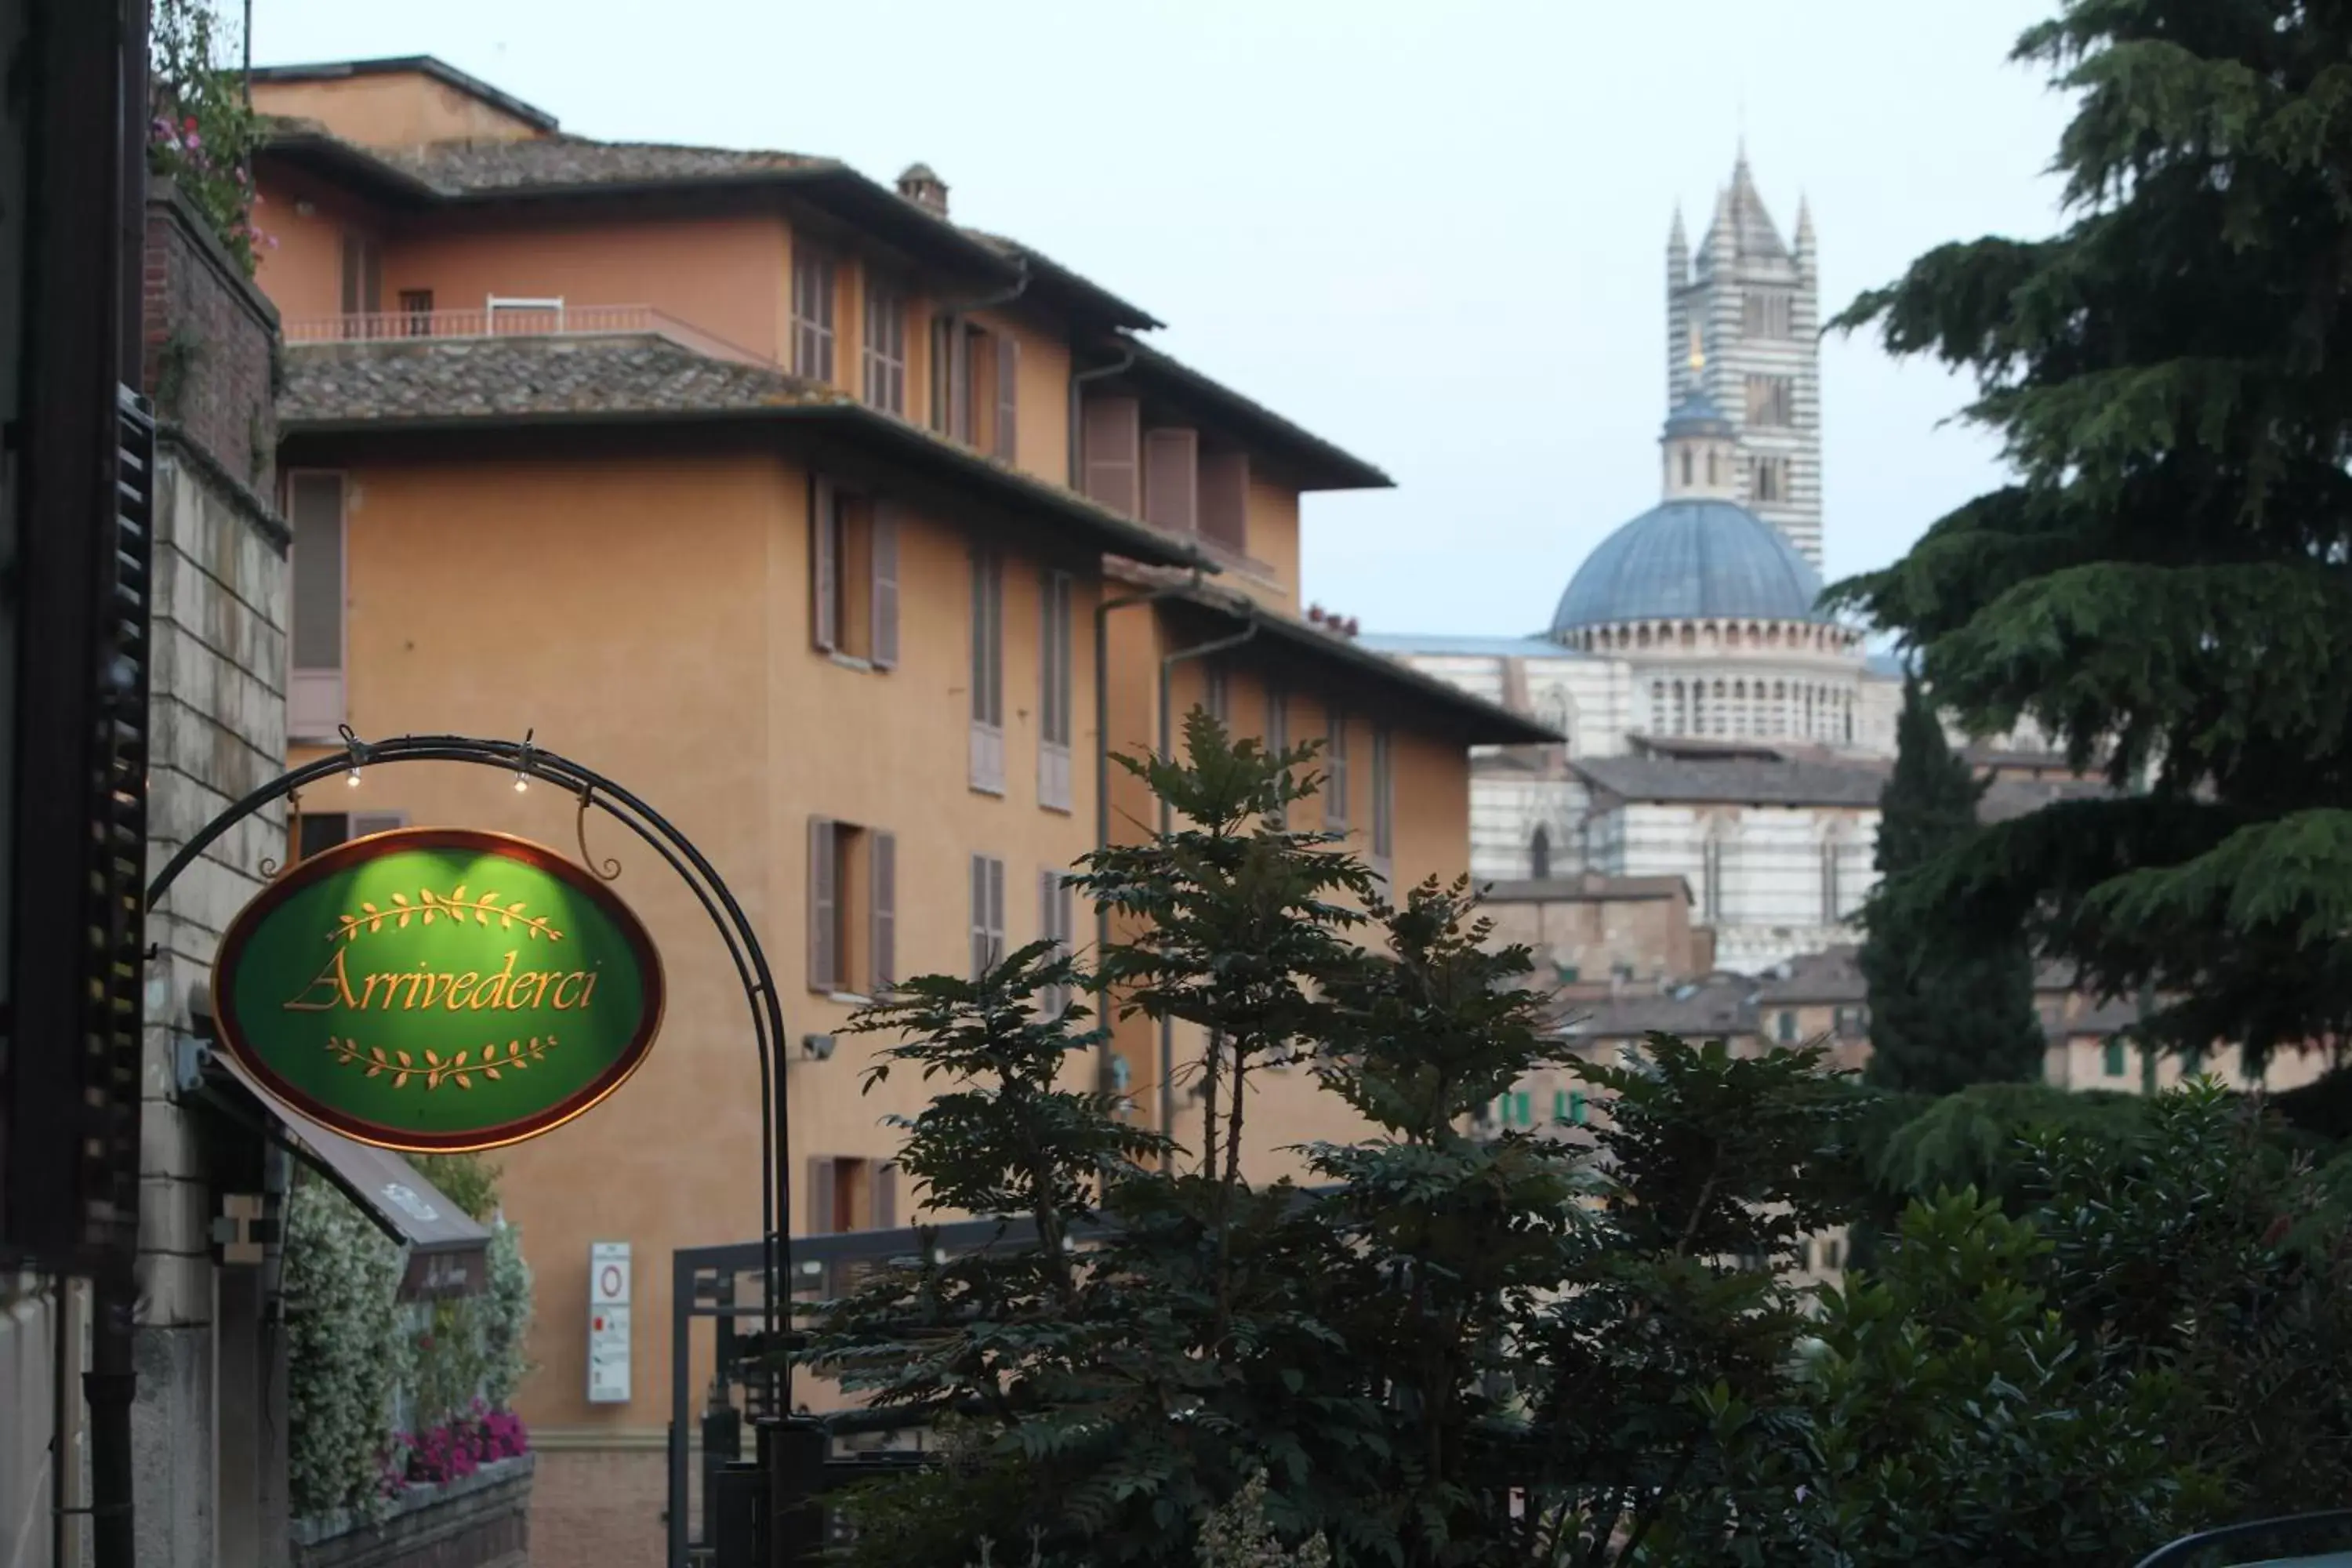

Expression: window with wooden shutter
xmin=870 ymin=503 xmax=901 ymax=669
xmin=808 ymin=816 xmax=839 ymax=991
xmin=1370 ymin=726 xmax=1395 ymax=877
xmin=873 ymin=1163 xmax=898 ymax=1231
xmin=1040 ymin=868 xmax=1073 ymax=1019
xmin=871 ymin=831 xmax=896 ymax=991
xmin=1324 ymin=708 xmax=1349 ymax=833
xmin=862 ymin=278 xmax=907 ymax=414
xmin=1143 ymin=428 xmax=1200 ymax=533
xmin=970 ymin=854 xmax=1007 ymax=979
xmin=1198 ymin=451 xmax=1250 ymax=553
xmin=811 ymin=477 xmax=840 ymax=653
xmin=1081 ymin=396 xmax=1141 ymax=515
xmin=792 ymin=245 xmax=836 ymax=381
xmin=1203 ymin=662 xmax=1229 ymax=727
xmin=930 ymin=316 xmax=960 ymax=436
xmin=969 ymin=546 xmax=1005 ymax=793
xmin=993 ymin=332 xmax=1020 ymax=461
xmin=288 ymin=471 xmax=347 ymax=740
xmin=1265 ymin=684 xmax=1289 ymax=828
xmin=806 ymin=1156 xmax=838 ymax=1236
xmin=1039 ymin=571 xmax=1073 ymax=811
xmin=339 ymin=233 xmax=382 ymax=330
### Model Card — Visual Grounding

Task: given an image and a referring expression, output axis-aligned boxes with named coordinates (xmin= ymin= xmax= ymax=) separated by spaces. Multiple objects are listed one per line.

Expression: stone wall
xmin=291 ymin=1455 xmax=532 ymax=1568
xmin=134 ymin=184 xmax=292 ymax=1568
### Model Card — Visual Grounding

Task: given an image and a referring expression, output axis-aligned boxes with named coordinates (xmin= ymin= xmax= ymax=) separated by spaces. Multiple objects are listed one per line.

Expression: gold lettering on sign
xmin=281 ymin=946 xmax=597 ymax=1014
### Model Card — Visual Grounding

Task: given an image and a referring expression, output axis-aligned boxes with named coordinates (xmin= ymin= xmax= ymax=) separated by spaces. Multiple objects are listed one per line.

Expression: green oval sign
xmin=212 ymin=827 xmax=664 ymax=1152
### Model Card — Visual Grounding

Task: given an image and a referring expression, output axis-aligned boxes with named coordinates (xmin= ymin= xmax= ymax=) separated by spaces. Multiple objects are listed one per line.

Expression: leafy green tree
xmin=800 ymin=715 xmax=1852 ymax=1568
xmin=1860 ymin=675 xmax=2047 ymax=1094
xmin=1828 ymin=0 xmax=2352 ymax=1071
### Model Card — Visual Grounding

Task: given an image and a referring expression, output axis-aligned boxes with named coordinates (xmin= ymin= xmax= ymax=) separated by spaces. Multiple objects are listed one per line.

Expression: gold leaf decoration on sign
xmin=324 ymin=1035 xmax=556 ymax=1091
xmin=328 ymin=890 xmax=564 ymax=946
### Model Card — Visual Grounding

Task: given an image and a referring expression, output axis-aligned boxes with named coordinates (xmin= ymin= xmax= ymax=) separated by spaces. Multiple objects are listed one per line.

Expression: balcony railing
xmin=281 ymin=303 xmax=779 ymax=369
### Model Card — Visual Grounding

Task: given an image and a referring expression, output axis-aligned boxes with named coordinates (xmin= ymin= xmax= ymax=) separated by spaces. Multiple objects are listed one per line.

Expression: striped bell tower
xmin=1664 ymin=147 xmax=1823 ymax=568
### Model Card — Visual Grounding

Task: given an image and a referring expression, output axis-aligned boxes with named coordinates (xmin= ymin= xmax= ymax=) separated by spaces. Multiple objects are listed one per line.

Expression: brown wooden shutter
xmin=807 ymin=1156 xmax=837 ymax=1236
xmin=871 ymin=830 xmax=896 ymax=991
xmin=989 ymin=858 xmax=1007 ymax=964
xmin=871 ymin=502 xmax=901 ymax=669
xmin=970 ymin=855 xmax=990 ymax=979
xmin=1198 ymin=451 xmax=1250 ymax=552
xmin=994 ymin=333 xmax=1020 ymax=461
xmin=808 ymin=817 xmax=837 ymax=990
xmin=1081 ymin=396 xmax=1141 ymax=515
xmin=1143 ymin=428 xmax=1200 ymax=532
xmin=873 ymin=1163 xmax=898 ymax=1231
xmin=810 ymin=478 xmax=838 ymax=652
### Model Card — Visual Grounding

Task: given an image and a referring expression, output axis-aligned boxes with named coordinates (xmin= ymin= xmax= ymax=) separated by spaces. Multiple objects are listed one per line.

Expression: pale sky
xmin=249 ymin=0 xmax=2074 ymax=638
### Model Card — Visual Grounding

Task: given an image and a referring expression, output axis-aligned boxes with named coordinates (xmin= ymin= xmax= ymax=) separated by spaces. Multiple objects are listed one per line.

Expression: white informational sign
xmin=587 ymin=1241 xmax=631 ymax=1404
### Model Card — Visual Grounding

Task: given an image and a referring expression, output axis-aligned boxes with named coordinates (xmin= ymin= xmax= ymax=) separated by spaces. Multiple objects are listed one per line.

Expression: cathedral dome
xmin=1550 ymin=499 xmax=1828 ymax=632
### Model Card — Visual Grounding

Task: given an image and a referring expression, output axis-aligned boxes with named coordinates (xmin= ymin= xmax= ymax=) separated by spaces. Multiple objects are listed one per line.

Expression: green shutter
xmin=1570 ymin=1091 xmax=1588 ymax=1126
xmin=2103 ymin=1039 xmax=2127 ymax=1077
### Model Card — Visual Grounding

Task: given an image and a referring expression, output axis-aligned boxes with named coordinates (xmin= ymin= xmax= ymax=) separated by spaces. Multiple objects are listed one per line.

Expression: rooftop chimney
xmin=897 ymin=162 xmax=949 ymax=218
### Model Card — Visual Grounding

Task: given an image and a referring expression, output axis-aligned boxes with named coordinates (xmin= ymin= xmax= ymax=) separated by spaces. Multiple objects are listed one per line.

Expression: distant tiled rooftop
xmin=1754 ymin=946 xmax=1865 ymax=1005
xmin=1360 ymin=633 xmax=1585 ymax=660
xmin=1574 ymin=753 xmax=1889 ymax=808
xmin=279 ymin=332 xmax=836 ymax=426
xmin=1555 ymin=975 xmax=1757 ymax=1040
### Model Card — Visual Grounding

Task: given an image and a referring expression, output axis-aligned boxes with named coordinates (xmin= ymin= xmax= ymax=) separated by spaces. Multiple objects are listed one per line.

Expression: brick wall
xmin=143 ymin=183 xmax=279 ymax=499
xmin=292 ymin=1455 xmax=533 ymax=1568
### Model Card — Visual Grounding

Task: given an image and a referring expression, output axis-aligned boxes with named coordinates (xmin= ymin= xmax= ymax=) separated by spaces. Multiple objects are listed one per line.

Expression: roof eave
xmin=1156 ymin=586 xmax=1556 ymax=745
xmin=1115 ymin=339 xmax=1392 ymax=492
xmin=275 ymin=398 xmax=1210 ymax=572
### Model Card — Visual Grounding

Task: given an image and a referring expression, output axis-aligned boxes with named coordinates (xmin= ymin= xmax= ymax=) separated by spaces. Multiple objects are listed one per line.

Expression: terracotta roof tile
xmin=279 ymin=333 xmax=838 ymax=424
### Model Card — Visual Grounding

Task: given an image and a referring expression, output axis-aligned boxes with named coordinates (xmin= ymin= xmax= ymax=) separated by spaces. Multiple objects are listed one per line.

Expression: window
xmin=1143 ymin=427 xmax=1199 ymax=533
xmin=1679 ymin=447 xmax=1693 ymax=486
xmin=1742 ymin=289 xmax=1793 ymax=339
xmin=970 ymin=854 xmax=1007 ymax=980
xmin=1198 ymin=452 xmax=1250 ymax=553
xmin=1039 ymin=869 xmax=1076 ymax=1020
xmin=931 ymin=318 xmax=1018 ymax=456
xmin=1324 ymin=708 xmax=1350 ymax=832
xmin=861 ymin=278 xmax=907 ymax=415
xmin=791 ymin=245 xmax=835 ymax=381
xmin=809 ymin=480 xmax=899 ymax=668
xmin=969 ymin=546 xmax=1004 ymax=793
xmin=804 ymin=1156 xmax=898 ymax=1237
xmin=1745 ymin=375 xmax=1795 ymax=427
xmin=1038 ymin=571 xmax=1074 ymax=811
xmin=1554 ymin=1089 xmax=1587 ymax=1127
xmin=1702 ymin=837 xmax=1725 ymax=920
xmin=339 ymin=232 xmax=381 ymax=328
xmin=807 ymin=817 xmax=896 ymax=997
xmin=1511 ymin=1091 xmax=1532 ymax=1127
xmin=297 ymin=810 xmax=406 ymax=862
xmin=397 ymin=289 xmax=434 ymax=337
xmin=1265 ymin=684 xmax=1289 ymax=827
xmin=2103 ymin=1038 xmax=2128 ymax=1078
xmin=1824 ymin=1237 xmax=1844 ymax=1271
xmin=288 ymin=471 xmax=347 ymax=741
xmin=1776 ymin=1010 xmax=1797 ymax=1044
xmin=1203 ymin=663 xmax=1229 ymax=726
xmin=1819 ymin=838 xmax=1841 ymax=924
xmin=1751 ymin=456 xmax=1788 ymax=503
xmin=1370 ymin=725 xmax=1395 ymax=873
xmin=1530 ymin=824 xmax=1551 ymax=880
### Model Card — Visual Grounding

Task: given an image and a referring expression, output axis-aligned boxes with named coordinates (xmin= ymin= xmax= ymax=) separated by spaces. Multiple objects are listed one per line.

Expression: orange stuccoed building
xmin=245 ymin=54 xmax=1548 ymax=1559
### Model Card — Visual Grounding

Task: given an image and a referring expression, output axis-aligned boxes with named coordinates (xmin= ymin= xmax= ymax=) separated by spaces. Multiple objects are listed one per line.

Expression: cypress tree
xmin=1830 ymin=0 xmax=2352 ymax=1069
xmin=1860 ymin=675 xmax=2047 ymax=1094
